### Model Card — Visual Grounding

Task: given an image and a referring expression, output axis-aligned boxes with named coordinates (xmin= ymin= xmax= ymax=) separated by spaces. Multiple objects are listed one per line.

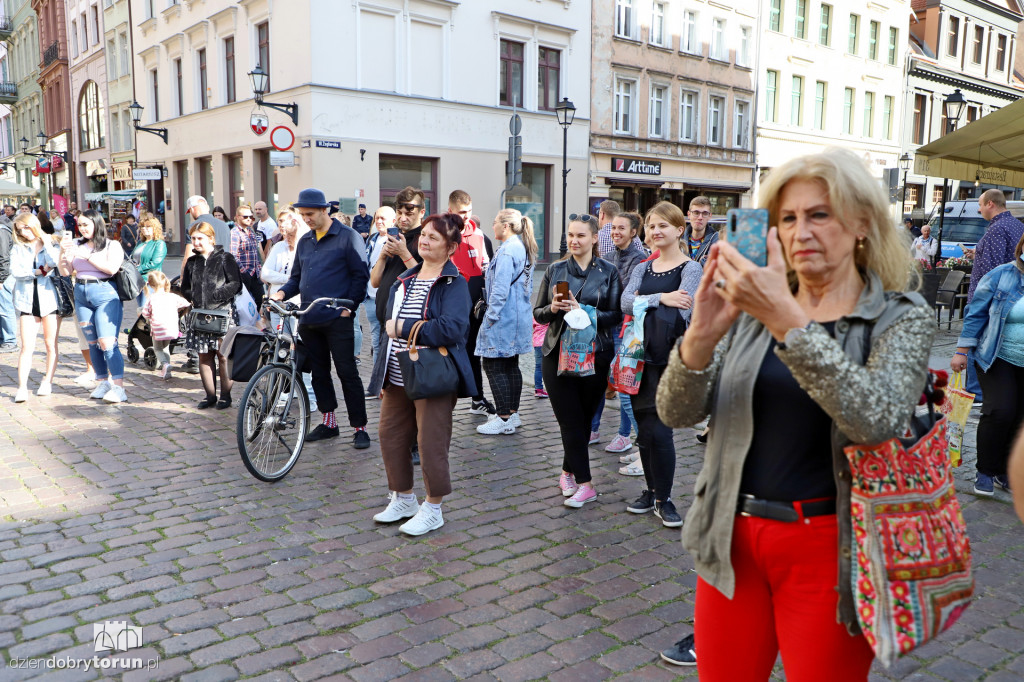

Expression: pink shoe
xmin=559 ymin=472 xmax=578 ymax=497
xmin=564 ymin=485 xmax=597 ymax=508
xmin=535 ymin=388 xmax=549 ymax=398
xmin=589 ymin=431 xmax=600 ymax=445
xmin=605 ymin=434 xmax=632 ymax=452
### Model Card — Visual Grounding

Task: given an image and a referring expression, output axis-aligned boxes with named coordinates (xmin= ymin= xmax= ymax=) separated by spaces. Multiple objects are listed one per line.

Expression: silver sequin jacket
xmin=656 ymin=271 xmax=933 ymax=634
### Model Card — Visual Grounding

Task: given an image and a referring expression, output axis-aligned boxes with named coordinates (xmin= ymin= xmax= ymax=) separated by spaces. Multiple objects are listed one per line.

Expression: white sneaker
xmin=508 ymin=413 xmax=521 ymax=429
xmin=90 ymin=380 xmax=112 ymax=400
xmin=36 ymin=381 xmax=52 ymax=396
xmin=373 ymin=492 xmax=419 ymax=523
xmin=14 ymin=388 xmax=28 ymax=403
xmin=103 ymin=385 xmax=128 ymax=403
xmin=476 ymin=416 xmax=515 ymax=435
xmin=74 ymin=372 xmax=96 ymax=388
xmin=399 ymin=506 xmax=444 ymax=536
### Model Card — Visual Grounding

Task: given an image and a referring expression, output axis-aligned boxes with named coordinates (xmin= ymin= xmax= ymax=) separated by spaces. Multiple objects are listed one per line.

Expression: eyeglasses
xmin=689 ymin=210 xmax=712 ymax=218
xmin=568 ymin=213 xmax=594 ymax=222
xmin=396 ymin=203 xmax=423 ymax=214
xmin=237 ymin=215 xmax=254 ymax=220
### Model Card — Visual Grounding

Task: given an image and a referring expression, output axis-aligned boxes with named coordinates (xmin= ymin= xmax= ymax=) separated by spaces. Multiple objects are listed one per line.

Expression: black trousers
xmin=975 ymin=358 xmax=1024 ymax=477
xmin=632 ymin=364 xmax=675 ymax=501
xmin=483 ymin=356 xmax=523 ymax=416
xmin=467 ymin=315 xmax=485 ymax=400
xmin=543 ymin=351 xmax=609 ymax=485
xmin=299 ymin=316 xmax=366 ymax=427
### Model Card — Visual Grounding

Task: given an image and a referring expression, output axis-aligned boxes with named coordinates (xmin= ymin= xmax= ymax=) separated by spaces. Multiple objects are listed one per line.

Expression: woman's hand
xmin=660 ymin=290 xmax=693 ymax=309
xmin=679 ymin=249 xmax=741 ymax=369
xmin=550 ymin=287 xmax=577 ymax=313
xmin=385 ymin=319 xmax=398 ymax=339
xmin=951 ymin=347 xmax=970 ymax=373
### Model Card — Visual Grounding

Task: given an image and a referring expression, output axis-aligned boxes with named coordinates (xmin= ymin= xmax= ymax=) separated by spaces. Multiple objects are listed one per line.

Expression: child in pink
xmin=532 ymin=320 xmax=549 ymax=398
xmin=142 ymin=271 xmax=190 ymax=380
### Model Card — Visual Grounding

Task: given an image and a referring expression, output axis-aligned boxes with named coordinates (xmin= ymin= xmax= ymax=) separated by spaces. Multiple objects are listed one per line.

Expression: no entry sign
xmin=270 ymin=126 xmax=295 ymax=151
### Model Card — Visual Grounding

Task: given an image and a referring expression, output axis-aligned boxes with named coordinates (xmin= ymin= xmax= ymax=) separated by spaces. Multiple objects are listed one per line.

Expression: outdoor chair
xmin=934 ymin=269 xmax=967 ymax=330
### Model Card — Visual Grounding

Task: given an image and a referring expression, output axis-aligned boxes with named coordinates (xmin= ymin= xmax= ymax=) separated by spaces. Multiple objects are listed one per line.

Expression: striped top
xmin=387 ymin=277 xmax=436 ymax=386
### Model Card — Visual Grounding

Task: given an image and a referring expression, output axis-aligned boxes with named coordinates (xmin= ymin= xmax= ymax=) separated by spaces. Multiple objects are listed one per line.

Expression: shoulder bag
xmin=397 ymin=319 xmax=459 ymax=400
xmin=472 ymin=263 xmax=527 ymax=322
xmin=189 ymin=308 xmax=231 ymax=335
xmin=53 ymin=274 xmax=75 ymax=318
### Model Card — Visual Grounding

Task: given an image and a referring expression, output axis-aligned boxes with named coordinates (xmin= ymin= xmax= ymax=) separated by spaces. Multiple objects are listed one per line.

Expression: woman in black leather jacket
xmin=534 ymin=213 xmax=622 ymax=509
xmin=182 ymin=222 xmax=242 ymax=409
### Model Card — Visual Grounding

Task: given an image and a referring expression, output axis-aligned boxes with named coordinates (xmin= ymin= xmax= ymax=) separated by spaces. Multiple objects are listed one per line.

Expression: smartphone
xmin=387 ymin=227 xmax=400 ymax=238
xmin=554 ymin=281 xmax=570 ymax=302
xmin=725 ymin=208 xmax=769 ymax=267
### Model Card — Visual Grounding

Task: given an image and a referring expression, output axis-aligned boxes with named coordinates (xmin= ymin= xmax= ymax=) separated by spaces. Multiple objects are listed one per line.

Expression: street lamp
xmin=128 ymin=101 xmax=169 ymax=144
xmin=936 ymin=89 xmax=967 ymax=265
xmin=555 ymin=97 xmax=576 ymax=257
xmin=19 ymin=137 xmax=28 ymax=153
xmin=248 ymin=64 xmax=298 ymax=125
xmin=898 ymin=152 xmax=911 ymax=220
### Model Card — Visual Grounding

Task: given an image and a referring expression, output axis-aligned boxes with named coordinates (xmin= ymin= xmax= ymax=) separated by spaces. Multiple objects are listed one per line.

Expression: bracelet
xmin=954 ymin=351 xmax=968 ymax=357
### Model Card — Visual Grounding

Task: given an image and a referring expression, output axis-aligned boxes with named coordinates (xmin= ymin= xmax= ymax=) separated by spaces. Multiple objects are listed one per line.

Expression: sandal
xmin=619 ymin=459 xmax=644 ymax=476
xmin=619 ymin=450 xmax=640 ymax=464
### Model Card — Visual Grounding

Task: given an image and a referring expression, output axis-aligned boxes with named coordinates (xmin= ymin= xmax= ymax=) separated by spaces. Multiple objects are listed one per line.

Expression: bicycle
xmin=237 ymin=296 xmax=354 ymax=482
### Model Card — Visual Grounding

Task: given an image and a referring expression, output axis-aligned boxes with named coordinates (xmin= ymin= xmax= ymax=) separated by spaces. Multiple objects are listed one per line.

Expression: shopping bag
xmin=937 ymin=371 xmax=973 ymax=468
xmin=557 ymin=304 xmax=597 ymax=377
xmin=609 ymin=299 xmax=648 ymax=394
xmin=234 ymin=285 xmax=260 ymax=328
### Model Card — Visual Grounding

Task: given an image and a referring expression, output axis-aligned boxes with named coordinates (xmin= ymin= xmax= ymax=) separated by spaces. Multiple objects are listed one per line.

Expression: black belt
xmin=737 ymin=495 xmax=836 ymax=522
xmin=77 ymin=277 xmax=111 ymax=283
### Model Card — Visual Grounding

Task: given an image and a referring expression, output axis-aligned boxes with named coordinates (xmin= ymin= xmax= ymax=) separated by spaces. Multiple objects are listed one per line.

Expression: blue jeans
xmin=361 ymin=297 xmax=381 ymax=354
xmin=591 ymin=395 xmax=605 ymax=432
xmin=966 ymin=349 xmax=983 ymax=400
xmin=612 ymin=334 xmax=638 ymax=437
xmin=74 ymin=280 xmax=125 ymax=380
xmin=533 ymin=347 xmax=544 ymax=389
xmin=0 ymin=276 xmax=15 ymax=345
xmin=136 ymin=286 xmax=149 ymax=312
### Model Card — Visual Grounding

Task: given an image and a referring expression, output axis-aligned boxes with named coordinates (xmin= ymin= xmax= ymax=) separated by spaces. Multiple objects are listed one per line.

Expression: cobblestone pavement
xmin=0 ymin=308 xmax=1021 ymax=681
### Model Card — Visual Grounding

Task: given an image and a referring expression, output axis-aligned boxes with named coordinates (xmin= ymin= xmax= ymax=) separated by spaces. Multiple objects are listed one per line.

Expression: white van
xmin=926 ymin=200 xmax=1024 ymax=259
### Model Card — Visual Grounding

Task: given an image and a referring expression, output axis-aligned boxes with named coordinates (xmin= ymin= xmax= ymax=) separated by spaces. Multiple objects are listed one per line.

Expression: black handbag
xmin=53 ymin=275 xmax=75 ymax=318
xmin=472 ymin=264 xmax=526 ymax=322
xmin=190 ymin=308 xmax=230 ymax=335
xmin=115 ymin=255 xmax=143 ymax=302
xmin=397 ymin=320 xmax=459 ymax=400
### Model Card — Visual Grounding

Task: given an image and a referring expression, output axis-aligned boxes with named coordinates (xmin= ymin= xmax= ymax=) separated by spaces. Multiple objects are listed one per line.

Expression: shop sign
xmin=112 ymin=163 xmax=134 ymax=182
xmin=612 ymin=157 xmax=662 ymax=175
xmin=132 ymin=168 xmax=163 ymax=181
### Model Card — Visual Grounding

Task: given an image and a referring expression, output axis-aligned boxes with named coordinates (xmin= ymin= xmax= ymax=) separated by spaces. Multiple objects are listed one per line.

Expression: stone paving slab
xmin=0 ymin=312 xmax=1020 ymax=680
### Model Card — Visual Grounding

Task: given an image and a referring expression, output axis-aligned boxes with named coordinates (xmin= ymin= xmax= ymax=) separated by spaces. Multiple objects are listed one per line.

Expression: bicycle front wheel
xmin=237 ymin=364 xmax=310 ymax=482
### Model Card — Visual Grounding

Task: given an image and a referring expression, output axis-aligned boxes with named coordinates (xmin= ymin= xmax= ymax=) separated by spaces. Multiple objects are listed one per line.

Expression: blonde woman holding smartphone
xmin=10 ymin=213 xmax=60 ymax=402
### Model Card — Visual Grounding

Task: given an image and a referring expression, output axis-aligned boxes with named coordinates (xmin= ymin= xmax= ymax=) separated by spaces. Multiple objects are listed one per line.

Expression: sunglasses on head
xmin=397 ymin=203 xmax=423 ymax=213
xmin=568 ymin=213 xmax=594 ymax=222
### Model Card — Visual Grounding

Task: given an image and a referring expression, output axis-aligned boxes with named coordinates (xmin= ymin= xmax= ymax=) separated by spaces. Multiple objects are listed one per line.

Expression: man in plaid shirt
xmin=230 ymin=205 xmax=265 ymax=305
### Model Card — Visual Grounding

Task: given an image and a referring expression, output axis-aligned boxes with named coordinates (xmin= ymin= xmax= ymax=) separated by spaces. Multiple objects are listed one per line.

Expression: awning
xmin=85 ymin=189 xmax=146 ymax=202
xmin=0 ymin=178 xmax=39 ymax=197
xmin=914 ymin=98 xmax=1024 ymax=188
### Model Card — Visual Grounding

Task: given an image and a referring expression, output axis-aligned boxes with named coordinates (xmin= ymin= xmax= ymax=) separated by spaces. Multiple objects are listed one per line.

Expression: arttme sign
xmin=612 ymin=157 xmax=662 ymax=175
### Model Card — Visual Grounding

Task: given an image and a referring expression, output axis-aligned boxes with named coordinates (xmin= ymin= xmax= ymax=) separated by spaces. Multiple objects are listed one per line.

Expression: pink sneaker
xmin=589 ymin=431 xmax=600 ymax=445
xmin=605 ymin=434 xmax=632 ymax=452
xmin=564 ymin=485 xmax=597 ymax=508
xmin=535 ymin=388 xmax=549 ymax=398
xmin=558 ymin=472 xmax=578 ymax=497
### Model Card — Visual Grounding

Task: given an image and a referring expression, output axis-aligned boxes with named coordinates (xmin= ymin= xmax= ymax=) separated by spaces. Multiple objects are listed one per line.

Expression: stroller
xmin=125 ymin=275 xmax=189 ymax=369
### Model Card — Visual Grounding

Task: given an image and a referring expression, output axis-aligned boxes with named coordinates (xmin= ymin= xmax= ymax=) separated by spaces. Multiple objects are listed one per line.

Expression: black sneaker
xmin=696 ymin=426 xmax=709 ymax=444
xmin=353 ymin=430 xmax=371 ymax=449
xmin=307 ymin=424 xmax=340 ymax=442
xmin=626 ymin=490 xmax=656 ymax=514
xmin=660 ymin=633 xmax=696 ymax=666
xmin=469 ymin=398 xmax=496 ymax=415
xmin=654 ymin=499 xmax=683 ymax=527
xmin=411 ymin=444 xmax=420 ymax=466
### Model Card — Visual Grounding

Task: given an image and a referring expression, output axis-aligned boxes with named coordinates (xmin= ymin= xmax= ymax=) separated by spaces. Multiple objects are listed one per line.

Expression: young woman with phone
xmin=533 ymin=213 xmax=622 ymax=508
xmin=620 ymin=201 xmax=702 ymax=527
xmin=10 ymin=213 xmax=60 ymax=402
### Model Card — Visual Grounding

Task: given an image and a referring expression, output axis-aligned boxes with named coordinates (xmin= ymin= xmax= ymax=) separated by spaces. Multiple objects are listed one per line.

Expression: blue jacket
xmin=10 ymin=241 xmax=59 ymax=316
xmin=278 ymin=218 xmax=369 ymax=325
xmin=367 ymin=259 xmax=478 ymax=398
xmin=957 ymin=261 xmax=1024 ymax=372
xmin=475 ymin=235 xmax=533 ymax=358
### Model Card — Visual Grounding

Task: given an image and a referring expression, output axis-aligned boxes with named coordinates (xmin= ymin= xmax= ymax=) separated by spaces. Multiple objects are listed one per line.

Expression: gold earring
xmin=856 ymin=238 xmax=866 ymax=251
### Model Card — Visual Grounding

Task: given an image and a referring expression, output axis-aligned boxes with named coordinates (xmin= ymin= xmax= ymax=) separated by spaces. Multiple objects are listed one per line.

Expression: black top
xmin=636 ymin=261 xmax=687 ymax=367
xmin=375 ymin=226 xmax=423 ymax=325
xmin=739 ymin=321 xmax=838 ymax=502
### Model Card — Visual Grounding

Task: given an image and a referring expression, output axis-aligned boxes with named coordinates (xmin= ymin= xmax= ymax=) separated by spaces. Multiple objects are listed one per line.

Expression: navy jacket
xmin=279 ymin=218 xmax=370 ymax=325
xmin=368 ymin=259 xmax=477 ymax=398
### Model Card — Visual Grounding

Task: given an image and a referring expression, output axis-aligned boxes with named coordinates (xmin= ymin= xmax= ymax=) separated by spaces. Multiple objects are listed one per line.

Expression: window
xmin=795 ymin=0 xmax=806 ymax=39
xmin=972 ymin=26 xmax=984 ymax=64
xmin=91 ymin=6 xmax=99 ymax=45
xmin=734 ymin=101 xmax=749 ymax=148
xmin=765 ymin=70 xmax=778 ymax=122
xmin=107 ymin=39 xmax=116 ymax=76
xmin=144 ymin=0 xmax=154 ymax=19
xmin=614 ymin=78 xmax=636 ymax=134
xmin=882 ymin=95 xmax=894 ymax=140
xmin=119 ymin=33 xmax=129 ymax=76
xmin=868 ymin=21 xmax=879 ymax=59
xmin=711 ymin=19 xmax=726 ymax=60
xmin=682 ymin=11 xmax=698 ymax=54
xmin=78 ymin=80 xmax=105 ymax=151
xmin=888 ymin=27 xmax=898 ymax=65
xmin=615 ymin=0 xmax=636 ymax=39
xmin=110 ymin=111 xmax=120 ymax=152
xmin=819 ymin=4 xmax=831 ymax=46
xmin=380 ymin=155 xmax=438 ymax=215
xmin=538 ymin=47 xmax=560 ymax=111
xmin=257 ymin=21 xmax=270 ymax=90
xmin=708 ymin=96 xmax=723 ymax=145
xmin=81 ymin=13 xmax=87 ymax=48
xmin=651 ymin=2 xmax=666 ymax=46
xmin=150 ymin=69 xmax=159 ymax=121
xmin=814 ymin=81 xmax=826 ymax=130
xmin=739 ymin=26 xmax=752 ymax=66
xmin=932 ymin=186 xmax=945 ymax=205
xmin=904 ymin=184 xmax=922 ymax=212
xmin=947 ymin=16 xmax=960 ymax=57
xmin=912 ymin=93 xmax=927 ymax=144
xmin=769 ymin=0 xmax=781 ymax=32
xmin=123 ymin=112 xmax=133 ymax=152
xmin=790 ymin=76 xmax=803 ymax=126
xmin=843 ymin=87 xmax=854 ymax=134
xmin=198 ymin=48 xmax=208 ymax=110
xmin=224 ymin=38 xmax=236 ymax=104
xmin=862 ymin=92 xmax=874 ymax=137
xmin=680 ymin=89 xmax=697 ymax=141
xmin=996 ymin=35 xmax=1007 ymax=70
xmin=966 ymin=105 xmax=979 ymax=123
xmin=848 ymin=15 xmax=859 ymax=54
xmin=499 ymin=40 xmax=524 ymax=107
xmin=71 ymin=21 xmax=78 ymax=56
xmin=174 ymin=58 xmax=183 ymax=115
xmin=649 ymin=85 xmax=666 ymax=138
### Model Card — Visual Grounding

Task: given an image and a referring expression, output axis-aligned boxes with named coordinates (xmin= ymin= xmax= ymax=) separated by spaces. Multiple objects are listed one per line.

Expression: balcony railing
xmin=0 ymin=16 xmax=13 ymax=40
xmin=0 ymin=81 xmax=17 ymax=101
xmin=42 ymin=40 xmax=63 ymax=67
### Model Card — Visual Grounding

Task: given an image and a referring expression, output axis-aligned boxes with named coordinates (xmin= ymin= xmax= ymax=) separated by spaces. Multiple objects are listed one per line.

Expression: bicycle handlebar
xmin=263 ymin=297 xmax=355 ymax=318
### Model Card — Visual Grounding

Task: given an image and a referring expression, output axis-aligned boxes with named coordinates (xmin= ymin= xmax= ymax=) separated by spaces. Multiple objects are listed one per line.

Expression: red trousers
xmin=695 ymin=513 xmax=875 ymax=682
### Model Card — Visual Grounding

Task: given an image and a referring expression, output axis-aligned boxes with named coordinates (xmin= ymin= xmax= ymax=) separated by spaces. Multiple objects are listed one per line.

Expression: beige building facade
xmin=590 ymin=0 xmax=758 ymax=218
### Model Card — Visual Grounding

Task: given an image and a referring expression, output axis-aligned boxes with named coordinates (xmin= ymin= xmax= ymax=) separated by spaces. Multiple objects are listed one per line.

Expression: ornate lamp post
xmin=248 ymin=64 xmax=298 ymax=125
xmin=128 ymin=101 xmax=169 ymax=144
xmin=555 ymin=97 xmax=576 ymax=257
xmin=936 ymin=89 xmax=967 ymax=265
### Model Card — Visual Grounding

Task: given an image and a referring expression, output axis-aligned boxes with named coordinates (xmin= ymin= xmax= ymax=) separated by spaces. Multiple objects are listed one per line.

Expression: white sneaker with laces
xmin=90 ymin=380 xmax=112 ymax=400
xmin=373 ymin=492 xmax=419 ymax=523
xmin=74 ymin=372 xmax=97 ymax=388
xmin=103 ymin=385 xmax=128 ymax=403
xmin=399 ymin=506 xmax=444 ymax=536
xmin=36 ymin=381 xmax=52 ymax=396
xmin=508 ymin=413 xmax=521 ymax=429
xmin=477 ymin=416 xmax=515 ymax=435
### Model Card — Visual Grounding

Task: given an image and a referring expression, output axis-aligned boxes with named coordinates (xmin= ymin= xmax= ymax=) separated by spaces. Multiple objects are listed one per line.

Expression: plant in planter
xmin=944 ymin=256 xmax=973 ymax=273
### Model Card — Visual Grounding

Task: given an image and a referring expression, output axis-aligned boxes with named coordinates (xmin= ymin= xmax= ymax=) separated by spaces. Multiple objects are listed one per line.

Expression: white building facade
xmin=67 ymin=0 xmax=109 ymax=200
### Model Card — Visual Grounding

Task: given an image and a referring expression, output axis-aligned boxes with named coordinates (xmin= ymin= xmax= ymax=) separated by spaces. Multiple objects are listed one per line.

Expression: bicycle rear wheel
xmin=237 ymin=364 xmax=310 ymax=482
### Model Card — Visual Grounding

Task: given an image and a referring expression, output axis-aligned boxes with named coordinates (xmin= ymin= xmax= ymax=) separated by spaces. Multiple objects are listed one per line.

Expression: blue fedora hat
xmin=293 ymin=188 xmax=330 ymax=209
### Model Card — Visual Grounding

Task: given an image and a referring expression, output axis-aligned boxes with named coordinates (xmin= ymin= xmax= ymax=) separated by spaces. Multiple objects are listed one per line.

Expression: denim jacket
xmin=475 ymin=235 xmax=533 ymax=358
xmin=10 ymin=241 xmax=59 ymax=316
xmin=957 ymin=262 xmax=1024 ymax=372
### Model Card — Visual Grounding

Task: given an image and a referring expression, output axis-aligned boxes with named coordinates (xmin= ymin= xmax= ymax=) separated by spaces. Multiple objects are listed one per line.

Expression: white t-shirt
xmin=257 ymin=218 xmax=278 ymax=241
xmin=261 ymin=240 xmax=299 ymax=302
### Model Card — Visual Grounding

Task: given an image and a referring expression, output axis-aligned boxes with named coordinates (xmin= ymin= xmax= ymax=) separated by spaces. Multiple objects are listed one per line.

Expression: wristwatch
xmin=778 ymin=321 xmax=814 ymax=350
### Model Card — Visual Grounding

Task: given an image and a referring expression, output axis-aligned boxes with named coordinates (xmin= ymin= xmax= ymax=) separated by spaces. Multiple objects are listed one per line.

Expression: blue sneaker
xmin=974 ymin=473 xmax=994 ymax=496
xmin=994 ymin=474 xmax=1012 ymax=493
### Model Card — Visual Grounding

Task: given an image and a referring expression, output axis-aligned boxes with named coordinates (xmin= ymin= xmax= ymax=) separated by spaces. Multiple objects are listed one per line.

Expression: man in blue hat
xmin=272 ymin=188 xmax=372 ymax=448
